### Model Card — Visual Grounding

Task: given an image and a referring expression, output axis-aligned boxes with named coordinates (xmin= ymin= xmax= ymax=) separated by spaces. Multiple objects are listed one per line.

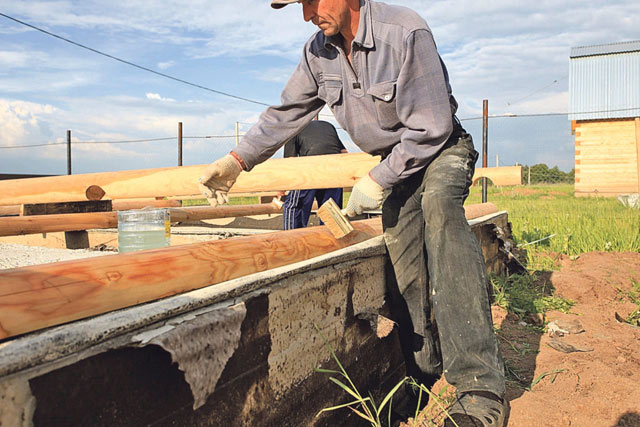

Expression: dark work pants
xmin=282 ymin=188 xmax=343 ymax=230
xmin=382 ymin=130 xmax=505 ymax=397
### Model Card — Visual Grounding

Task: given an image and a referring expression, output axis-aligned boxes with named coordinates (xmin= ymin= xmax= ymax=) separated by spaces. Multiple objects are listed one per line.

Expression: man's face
xmin=299 ymin=0 xmax=349 ymax=37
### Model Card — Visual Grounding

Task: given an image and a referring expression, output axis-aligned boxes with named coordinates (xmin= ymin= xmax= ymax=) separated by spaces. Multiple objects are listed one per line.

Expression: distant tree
xmin=523 ymin=164 xmax=574 ymax=184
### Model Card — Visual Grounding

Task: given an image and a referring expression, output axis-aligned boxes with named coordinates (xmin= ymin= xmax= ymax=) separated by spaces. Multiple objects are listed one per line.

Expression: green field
xmin=465 ymin=184 xmax=640 ymax=268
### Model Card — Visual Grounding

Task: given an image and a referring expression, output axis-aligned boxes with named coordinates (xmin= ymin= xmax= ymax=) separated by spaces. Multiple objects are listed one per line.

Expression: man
xmin=198 ymin=1 xmax=508 ymax=425
xmin=281 ymin=120 xmax=347 ymax=229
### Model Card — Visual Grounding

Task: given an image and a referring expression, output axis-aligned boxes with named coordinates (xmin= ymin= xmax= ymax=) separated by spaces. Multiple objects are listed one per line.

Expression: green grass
xmin=491 ymin=273 xmax=575 ymax=317
xmin=466 ymin=184 xmax=640 ymax=258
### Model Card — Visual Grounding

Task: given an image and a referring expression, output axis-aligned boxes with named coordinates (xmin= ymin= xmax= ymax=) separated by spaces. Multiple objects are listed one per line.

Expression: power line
xmin=506 ymin=76 xmax=567 ymax=107
xmin=0 ymin=135 xmax=246 ymax=149
xmin=0 ymin=12 xmax=271 ymax=107
xmin=459 ymin=106 xmax=640 ymax=121
xmin=2 ymin=106 xmax=638 ymax=149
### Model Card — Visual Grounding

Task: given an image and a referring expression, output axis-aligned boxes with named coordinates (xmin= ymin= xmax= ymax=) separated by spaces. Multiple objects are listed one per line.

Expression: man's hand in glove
xmin=343 ymin=173 xmax=384 ymax=217
xmin=198 ymin=153 xmax=243 ymax=207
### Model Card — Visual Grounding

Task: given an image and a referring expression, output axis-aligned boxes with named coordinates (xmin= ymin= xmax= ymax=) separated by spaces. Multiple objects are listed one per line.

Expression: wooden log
xmin=0 ymin=206 xmax=19 ymax=217
xmin=0 ymin=200 xmax=182 ymax=217
xmin=112 ymin=199 xmax=182 ymax=210
xmin=0 ymin=153 xmax=380 ymax=206
xmin=0 ymin=204 xmax=283 ymax=237
xmin=21 ymin=200 xmax=113 ymax=216
xmin=464 ymin=202 xmax=498 ymax=220
xmin=85 ymin=185 xmax=106 ymax=201
xmin=0 ymin=218 xmax=384 ymax=339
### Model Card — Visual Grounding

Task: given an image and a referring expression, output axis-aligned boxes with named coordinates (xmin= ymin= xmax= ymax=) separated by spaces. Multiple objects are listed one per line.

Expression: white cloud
xmin=146 ymin=93 xmax=175 ymax=102
xmin=157 ymin=60 xmax=175 ymax=70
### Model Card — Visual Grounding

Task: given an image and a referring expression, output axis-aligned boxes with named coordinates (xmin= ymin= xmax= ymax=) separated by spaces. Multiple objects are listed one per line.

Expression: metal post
xmin=67 ymin=130 xmax=72 ymax=175
xmin=178 ymin=122 xmax=183 ymax=166
xmin=235 ymin=122 xmax=239 ymax=147
xmin=482 ymin=99 xmax=488 ymax=202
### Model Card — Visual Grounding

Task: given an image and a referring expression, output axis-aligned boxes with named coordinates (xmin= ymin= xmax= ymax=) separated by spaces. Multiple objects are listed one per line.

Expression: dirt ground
xmin=412 ymin=252 xmax=640 ymax=427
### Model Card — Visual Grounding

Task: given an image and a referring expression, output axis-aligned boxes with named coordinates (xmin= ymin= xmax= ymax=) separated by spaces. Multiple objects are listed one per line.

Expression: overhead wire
xmin=0 ymin=12 xmax=271 ymax=107
xmin=2 ymin=106 xmax=638 ymax=149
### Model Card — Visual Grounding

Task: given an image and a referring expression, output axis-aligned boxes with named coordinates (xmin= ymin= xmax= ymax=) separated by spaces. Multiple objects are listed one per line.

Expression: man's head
xmin=271 ymin=0 xmax=354 ymax=38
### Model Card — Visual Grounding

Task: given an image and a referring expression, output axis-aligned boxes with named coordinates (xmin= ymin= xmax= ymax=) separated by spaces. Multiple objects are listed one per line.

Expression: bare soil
xmin=411 ymin=252 xmax=640 ymax=427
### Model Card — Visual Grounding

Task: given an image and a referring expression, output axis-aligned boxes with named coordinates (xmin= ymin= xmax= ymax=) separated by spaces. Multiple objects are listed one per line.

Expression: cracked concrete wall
xmin=267 ymin=257 xmax=386 ymax=397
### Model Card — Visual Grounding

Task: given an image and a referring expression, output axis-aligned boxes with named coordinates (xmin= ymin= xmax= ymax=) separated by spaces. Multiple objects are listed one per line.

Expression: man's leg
xmin=283 ymin=189 xmax=316 ymax=229
xmin=382 ymin=169 xmax=442 ymax=385
xmin=420 ymin=132 xmax=505 ymax=398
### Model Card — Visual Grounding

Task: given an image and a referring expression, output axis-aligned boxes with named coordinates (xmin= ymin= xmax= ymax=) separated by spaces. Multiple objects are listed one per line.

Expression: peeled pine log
xmin=0 ymin=203 xmax=500 ymax=339
xmin=0 ymin=153 xmax=380 ymax=206
xmin=463 ymin=202 xmax=499 ymax=220
xmin=0 ymin=199 xmax=183 ymax=217
xmin=0 ymin=204 xmax=283 ymax=237
xmin=0 ymin=218 xmax=384 ymax=340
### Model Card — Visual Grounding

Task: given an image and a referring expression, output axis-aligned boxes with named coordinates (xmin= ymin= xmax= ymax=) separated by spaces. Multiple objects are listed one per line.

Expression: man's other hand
xmin=198 ymin=154 xmax=243 ymax=207
xmin=343 ymin=173 xmax=383 ymax=217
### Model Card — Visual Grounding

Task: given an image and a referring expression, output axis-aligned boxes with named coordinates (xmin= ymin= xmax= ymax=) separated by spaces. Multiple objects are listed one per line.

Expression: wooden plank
xmin=472 ymin=166 xmax=522 ymax=186
xmin=21 ymin=200 xmax=113 ymax=216
xmin=0 ymin=153 xmax=380 ymax=206
xmin=0 ymin=218 xmax=384 ymax=339
xmin=636 ymin=118 xmax=640 ymax=193
xmin=0 ymin=204 xmax=283 ymax=237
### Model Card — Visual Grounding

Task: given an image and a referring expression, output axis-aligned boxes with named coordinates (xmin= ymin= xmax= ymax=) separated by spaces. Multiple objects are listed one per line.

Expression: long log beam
xmin=0 ymin=203 xmax=499 ymax=339
xmin=0 ymin=153 xmax=380 ymax=206
xmin=0 ymin=204 xmax=283 ymax=237
xmin=0 ymin=218 xmax=384 ymax=340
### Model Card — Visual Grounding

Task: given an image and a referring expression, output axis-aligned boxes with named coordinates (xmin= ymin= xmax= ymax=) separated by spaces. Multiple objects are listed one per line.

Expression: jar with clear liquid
xmin=117 ymin=208 xmax=170 ymax=253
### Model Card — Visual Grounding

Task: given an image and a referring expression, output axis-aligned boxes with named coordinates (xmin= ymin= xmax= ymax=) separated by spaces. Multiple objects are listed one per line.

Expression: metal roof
xmin=571 ymin=40 xmax=640 ymax=58
xmin=569 ymin=41 xmax=640 ymax=120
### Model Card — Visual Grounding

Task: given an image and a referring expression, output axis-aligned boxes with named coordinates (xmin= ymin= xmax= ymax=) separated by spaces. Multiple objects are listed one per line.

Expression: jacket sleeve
xmin=232 ymin=40 xmax=326 ymax=170
xmin=369 ymin=29 xmax=454 ymax=188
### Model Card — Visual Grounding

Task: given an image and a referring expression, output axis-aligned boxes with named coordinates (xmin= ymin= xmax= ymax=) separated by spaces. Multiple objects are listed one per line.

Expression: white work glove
xmin=343 ymin=173 xmax=384 ymax=217
xmin=198 ymin=154 xmax=243 ymax=207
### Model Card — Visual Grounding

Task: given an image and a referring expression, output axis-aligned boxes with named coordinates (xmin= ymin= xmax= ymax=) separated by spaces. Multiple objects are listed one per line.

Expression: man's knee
xmin=421 ymin=192 xmax=462 ymax=229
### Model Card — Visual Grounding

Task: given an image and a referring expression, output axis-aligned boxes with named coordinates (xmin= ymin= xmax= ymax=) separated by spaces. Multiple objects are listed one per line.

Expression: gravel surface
xmin=0 ymin=243 xmax=111 ymax=269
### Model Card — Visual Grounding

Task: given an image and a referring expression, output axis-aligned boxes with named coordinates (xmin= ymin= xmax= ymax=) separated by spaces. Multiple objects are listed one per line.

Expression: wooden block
xmin=317 ymin=199 xmax=354 ymax=239
xmin=21 ymin=200 xmax=113 ymax=216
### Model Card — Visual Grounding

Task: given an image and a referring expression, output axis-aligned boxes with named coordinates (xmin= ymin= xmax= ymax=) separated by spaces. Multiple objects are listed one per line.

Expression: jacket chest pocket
xmin=318 ymin=73 xmax=343 ymax=108
xmin=368 ymin=80 xmax=400 ymax=130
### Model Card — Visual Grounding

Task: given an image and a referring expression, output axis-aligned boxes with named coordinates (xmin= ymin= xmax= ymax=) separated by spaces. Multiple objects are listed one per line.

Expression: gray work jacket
xmin=233 ymin=0 xmax=457 ymax=189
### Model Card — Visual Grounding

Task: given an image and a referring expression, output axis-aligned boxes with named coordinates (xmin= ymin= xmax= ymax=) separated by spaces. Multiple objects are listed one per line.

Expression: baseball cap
xmin=271 ymin=0 xmax=298 ymax=9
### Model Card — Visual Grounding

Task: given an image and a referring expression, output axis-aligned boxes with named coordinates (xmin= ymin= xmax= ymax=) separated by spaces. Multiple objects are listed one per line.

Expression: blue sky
xmin=1 ymin=0 xmax=639 ymax=175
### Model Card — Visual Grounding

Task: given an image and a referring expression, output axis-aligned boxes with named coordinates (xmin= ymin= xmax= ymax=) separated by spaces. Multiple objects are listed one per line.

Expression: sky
xmin=1 ymin=0 xmax=639 ymax=175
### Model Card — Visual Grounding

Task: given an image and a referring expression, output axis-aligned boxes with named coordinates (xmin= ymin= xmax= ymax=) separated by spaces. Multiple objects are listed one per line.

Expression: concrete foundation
xmin=0 ymin=212 xmax=510 ymax=426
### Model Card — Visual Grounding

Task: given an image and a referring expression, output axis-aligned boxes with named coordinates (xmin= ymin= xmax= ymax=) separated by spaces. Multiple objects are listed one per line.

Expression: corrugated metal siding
xmin=569 ymin=50 xmax=640 ymax=121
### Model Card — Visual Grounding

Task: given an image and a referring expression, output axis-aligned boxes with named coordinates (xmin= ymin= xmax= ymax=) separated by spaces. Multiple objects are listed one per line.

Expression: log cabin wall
xmin=574 ymin=118 xmax=640 ymax=197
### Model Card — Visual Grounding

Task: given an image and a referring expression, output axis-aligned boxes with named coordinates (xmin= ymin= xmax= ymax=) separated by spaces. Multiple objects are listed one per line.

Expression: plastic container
xmin=117 ymin=208 xmax=170 ymax=253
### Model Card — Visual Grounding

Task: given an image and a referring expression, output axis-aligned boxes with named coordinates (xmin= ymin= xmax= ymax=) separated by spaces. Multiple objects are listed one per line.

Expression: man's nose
xmin=302 ymin=3 xmax=315 ymax=22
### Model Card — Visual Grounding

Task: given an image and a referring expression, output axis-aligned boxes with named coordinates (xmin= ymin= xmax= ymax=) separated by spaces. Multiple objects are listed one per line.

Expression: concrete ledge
xmin=0 ymin=212 xmax=510 ymax=426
